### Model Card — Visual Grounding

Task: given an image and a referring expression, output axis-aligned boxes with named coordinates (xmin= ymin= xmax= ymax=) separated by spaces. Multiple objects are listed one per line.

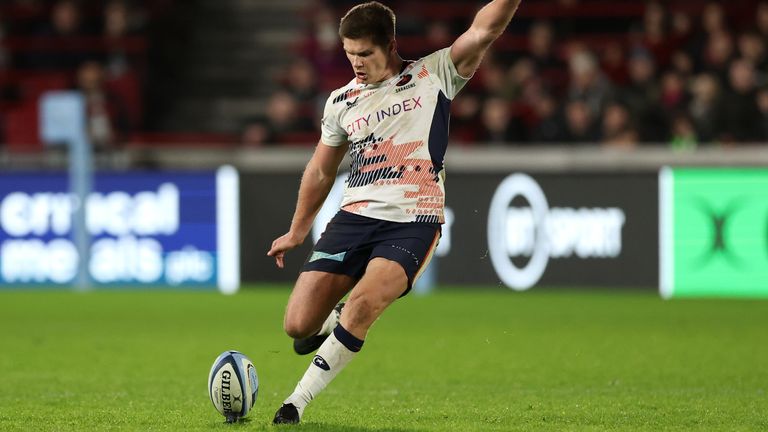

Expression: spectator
xmin=702 ymin=30 xmax=735 ymax=85
xmin=688 ymin=1 xmax=729 ymax=70
xmin=669 ymin=50 xmax=694 ymax=82
xmin=478 ymin=97 xmax=526 ymax=144
xmin=560 ymin=100 xmax=599 ymax=143
xmin=241 ymin=123 xmax=270 ymax=147
xmin=669 ymin=113 xmax=698 ymax=150
xmin=279 ymin=58 xmax=322 ymax=133
xmin=669 ymin=10 xmax=693 ymax=50
xmin=507 ymin=58 xmax=536 ymax=100
xmin=526 ymin=20 xmax=566 ymax=94
xmin=23 ymin=0 xmax=94 ymax=70
xmin=660 ymin=71 xmax=687 ymax=114
xmin=104 ymin=0 xmax=143 ymax=38
xmin=241 ymin=91 xmax=315 ymax=146
xmin=515 ymin=71 xmax=548 ymax=131
xmin=737 ymin=31 xmax=767 ymax=71
xmin=619 ymin=48 xmax=667 ymax=142
xmin=688 ymin=73 xmax=723 ymax=143
xmin=719 ymin=58 xmax=763 ymax=143
xmin=601 ymin=101 xmax=638 ymax=148
xmin=527 ymin=20 xmax=561 ymax=71
xmin=567 ymin=47 xmax=613 ymax=120
xmin=45 ymin=0 xmax=87 ymax=36
xmin=300 ymin=4 xmax=347 ymax=90
xmin=640 ymin=1 xmax=671 ymax=67
xmin=102 ymin=0 xmax=139 ymax=77
xmin=476 ymin=59 xmax=513 ymax=99
xmin=529 ymin=92 xmax=565 ymax=143
xmin=601 ymin=41 xmax=628 ymax=86
xmin=283 ymin=58 xmax=319 ymax=101
xmin=76 ymin=60 xmax=131 ymax=149
xmin=701 ymin=1 xmax=728 ymax=35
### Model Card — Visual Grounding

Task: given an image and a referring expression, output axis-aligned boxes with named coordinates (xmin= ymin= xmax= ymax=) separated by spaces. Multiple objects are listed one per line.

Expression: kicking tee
xmin=320 ymin=47 xmax=469 ymax=224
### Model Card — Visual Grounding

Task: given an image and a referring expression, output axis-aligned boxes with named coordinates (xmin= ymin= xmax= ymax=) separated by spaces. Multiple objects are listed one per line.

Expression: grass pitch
xmin=0 ymin=286 xmax=766 ymax=431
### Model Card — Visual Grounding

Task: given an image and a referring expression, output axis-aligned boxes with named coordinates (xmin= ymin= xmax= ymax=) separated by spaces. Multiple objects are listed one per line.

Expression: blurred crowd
xmin=2 ymin=0 xmax=767 ymax=150
xmin=0 ymin=0 xmax=147 ymax=150
xmin=246 ymin=0 xmax=768 ymax=148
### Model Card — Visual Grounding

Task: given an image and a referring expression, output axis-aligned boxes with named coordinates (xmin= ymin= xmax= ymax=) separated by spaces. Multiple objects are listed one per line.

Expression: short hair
xmin=339 ymin=1 xmax=396 ymax=49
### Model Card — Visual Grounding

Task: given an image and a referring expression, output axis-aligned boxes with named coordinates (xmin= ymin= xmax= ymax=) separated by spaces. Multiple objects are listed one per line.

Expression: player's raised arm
xmin=267 ymin=140 xmax=348 ymax=268
xmin=450 ymin=0 xmax=523 ymax=78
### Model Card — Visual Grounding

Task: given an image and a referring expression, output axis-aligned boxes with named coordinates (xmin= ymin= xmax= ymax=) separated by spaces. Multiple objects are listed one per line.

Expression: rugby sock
xmin=284 ymin=324 xmax=364 ymax=417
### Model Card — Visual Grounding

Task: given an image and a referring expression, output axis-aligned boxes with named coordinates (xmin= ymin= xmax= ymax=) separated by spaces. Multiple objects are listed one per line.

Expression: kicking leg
xmin=283 ymin=270 xmax=355 ymax=338
xmin=274 ymin=258 xmax=408 ymax=424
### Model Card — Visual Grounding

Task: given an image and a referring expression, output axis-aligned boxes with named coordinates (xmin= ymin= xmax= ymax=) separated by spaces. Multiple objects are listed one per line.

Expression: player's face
xmin=343 ymin=37 xmax=393 ymax=84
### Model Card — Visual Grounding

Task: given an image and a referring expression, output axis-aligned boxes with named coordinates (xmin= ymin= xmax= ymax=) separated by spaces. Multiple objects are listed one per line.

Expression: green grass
xmin=0 ymin=287 xmax=766 ymax=431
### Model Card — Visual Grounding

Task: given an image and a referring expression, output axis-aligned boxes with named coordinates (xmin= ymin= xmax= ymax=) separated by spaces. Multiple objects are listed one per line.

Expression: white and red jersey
xmin=320 ymin=47 xmax=469 ymax=224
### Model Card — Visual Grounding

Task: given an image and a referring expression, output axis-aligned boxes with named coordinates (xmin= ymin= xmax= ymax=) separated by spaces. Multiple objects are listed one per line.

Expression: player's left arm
xmin=450 ymin=0 xmax=523 ymax=78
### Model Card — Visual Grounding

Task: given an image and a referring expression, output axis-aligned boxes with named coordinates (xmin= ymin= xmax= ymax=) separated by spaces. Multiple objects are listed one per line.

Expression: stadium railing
xmin=3 ymin=144 xmax=768 ymax=172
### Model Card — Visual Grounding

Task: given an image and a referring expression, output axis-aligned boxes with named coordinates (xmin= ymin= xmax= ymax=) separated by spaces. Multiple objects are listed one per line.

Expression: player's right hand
xmin=267 ymin=232 xmax=303 ymax=269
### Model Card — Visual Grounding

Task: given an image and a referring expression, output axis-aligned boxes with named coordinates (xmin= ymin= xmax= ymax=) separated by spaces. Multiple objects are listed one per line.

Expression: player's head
xmin=339 ymin=1 xmax=398 ymax=84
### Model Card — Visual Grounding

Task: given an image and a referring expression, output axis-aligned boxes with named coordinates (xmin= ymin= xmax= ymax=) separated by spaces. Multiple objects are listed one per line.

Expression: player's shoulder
xmin=326 ymin=79 xmax=361 ymax=108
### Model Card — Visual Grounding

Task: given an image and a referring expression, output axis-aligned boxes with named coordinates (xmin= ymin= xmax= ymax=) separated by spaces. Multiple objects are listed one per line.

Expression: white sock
xmin=284 ymin=325 xmax=364 ymax=418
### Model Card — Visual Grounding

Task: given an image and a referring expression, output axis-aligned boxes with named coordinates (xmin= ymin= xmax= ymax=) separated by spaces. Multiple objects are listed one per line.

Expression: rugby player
xmin=268 ymin=0 xmax=523 ymax=424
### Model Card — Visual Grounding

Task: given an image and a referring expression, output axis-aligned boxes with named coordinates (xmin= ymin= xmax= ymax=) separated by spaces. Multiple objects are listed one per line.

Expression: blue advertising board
xmin=0 ymin=167 xmax=239 ymax=292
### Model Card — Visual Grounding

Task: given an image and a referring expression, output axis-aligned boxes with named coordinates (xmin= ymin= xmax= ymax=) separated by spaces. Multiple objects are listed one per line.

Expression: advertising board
xmin=0 ymin=167 xmax=239 ymax=292
xmin=241 ymin=171 xmax=657 ymax=289
xmin=660 ymin=168 xmax=768 ymax=298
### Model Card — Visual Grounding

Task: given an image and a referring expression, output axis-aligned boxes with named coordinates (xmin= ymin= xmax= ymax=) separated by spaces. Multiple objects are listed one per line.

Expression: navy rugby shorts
xmin=302 ymin=210 xmax=441 ymax=295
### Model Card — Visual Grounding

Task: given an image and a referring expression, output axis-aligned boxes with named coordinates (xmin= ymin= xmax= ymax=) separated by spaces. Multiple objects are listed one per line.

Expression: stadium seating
xmin=1 ymin=0 xmax=767 ymax=149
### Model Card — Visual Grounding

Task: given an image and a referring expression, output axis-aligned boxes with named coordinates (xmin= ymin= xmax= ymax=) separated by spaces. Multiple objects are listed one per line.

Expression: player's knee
xmin=283 ymin=315 xmax=315 ymax=339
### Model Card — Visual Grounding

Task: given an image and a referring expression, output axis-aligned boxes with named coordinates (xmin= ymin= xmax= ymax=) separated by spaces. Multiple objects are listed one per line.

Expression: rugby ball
xmin=208 ymin=350 xmax=259 ymax=422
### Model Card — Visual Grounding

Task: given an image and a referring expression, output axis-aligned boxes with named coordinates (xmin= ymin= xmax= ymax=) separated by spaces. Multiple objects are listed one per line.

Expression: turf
xmin=0 ymin=287 xmax=766 ymax=431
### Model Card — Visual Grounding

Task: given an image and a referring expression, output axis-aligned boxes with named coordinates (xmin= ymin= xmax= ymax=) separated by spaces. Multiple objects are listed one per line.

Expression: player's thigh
xmin=284 ymin=270 xmax=356 ymax=335
xmin=340 ymin=257 xmax=408 ymax=334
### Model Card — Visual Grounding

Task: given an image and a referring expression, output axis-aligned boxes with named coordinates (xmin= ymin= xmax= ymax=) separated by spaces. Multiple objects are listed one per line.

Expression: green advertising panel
xmin=660 ymin=168 xmax=768 ymax=298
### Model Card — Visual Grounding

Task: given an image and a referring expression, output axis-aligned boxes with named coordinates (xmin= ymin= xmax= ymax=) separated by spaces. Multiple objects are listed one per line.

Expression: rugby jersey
xmin=320 ymin=47 xmax=469 ymax=224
